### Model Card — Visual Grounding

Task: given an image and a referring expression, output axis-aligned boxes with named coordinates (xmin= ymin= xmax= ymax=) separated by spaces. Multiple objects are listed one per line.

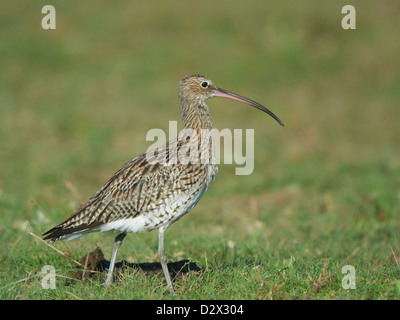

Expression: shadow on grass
xmin=68 ymin=246 xmax=252 ymax=287
xmin=69 ymin=247 xmax=203 ymax=285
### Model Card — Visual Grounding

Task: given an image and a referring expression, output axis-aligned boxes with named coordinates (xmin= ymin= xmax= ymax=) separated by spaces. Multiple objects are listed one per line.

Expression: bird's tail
xmin=42 ymin=205 xmax=99 ymax=243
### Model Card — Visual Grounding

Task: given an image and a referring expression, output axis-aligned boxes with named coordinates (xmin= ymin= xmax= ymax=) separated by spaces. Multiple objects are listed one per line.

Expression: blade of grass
xmin=26 ymin=221 xmax=84 ymax=268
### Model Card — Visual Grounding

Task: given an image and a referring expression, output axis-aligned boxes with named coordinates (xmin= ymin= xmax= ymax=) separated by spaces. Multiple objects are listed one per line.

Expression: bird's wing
xmin=42 ymin=141 xmax=208 ymax=242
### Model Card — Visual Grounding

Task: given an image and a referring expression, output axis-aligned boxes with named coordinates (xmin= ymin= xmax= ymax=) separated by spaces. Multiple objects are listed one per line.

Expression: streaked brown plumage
xmin=43 ymin=74 xmax=284 ymax=294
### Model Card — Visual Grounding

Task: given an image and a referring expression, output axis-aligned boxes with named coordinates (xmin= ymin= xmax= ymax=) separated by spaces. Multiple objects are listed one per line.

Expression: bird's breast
xmin=140 ymin=163 xmax=218 ymax=230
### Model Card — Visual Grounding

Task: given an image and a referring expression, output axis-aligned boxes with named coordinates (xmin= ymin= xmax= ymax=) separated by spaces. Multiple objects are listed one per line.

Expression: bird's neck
xmin=180 ymin=97 xmax=213 ymax=131
xmin=178 ymin=97 xmax=216 ymax=167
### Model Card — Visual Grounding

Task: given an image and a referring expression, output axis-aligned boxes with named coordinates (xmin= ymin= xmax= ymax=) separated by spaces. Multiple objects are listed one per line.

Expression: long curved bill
xmin=215 ymin=88 xmax=284 ymax=127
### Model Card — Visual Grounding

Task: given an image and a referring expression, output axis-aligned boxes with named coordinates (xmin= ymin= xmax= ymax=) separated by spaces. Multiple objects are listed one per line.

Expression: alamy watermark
xmin=41 ymin=265 xmax=56 ymax=289
xmin=341 ymin=5 xmax=356 ymax=30
xmin=39 ymin=262 xmax=357 ymax=291
xmin=41 ymin=5 xmax=56 ymax=30
xmin=341 ymin=265 xmax=356 ymax=290
xmin=146 ymin=121 xmax=255 ymax=175
xmin=42 ymin=4 xmax=356 ymax=31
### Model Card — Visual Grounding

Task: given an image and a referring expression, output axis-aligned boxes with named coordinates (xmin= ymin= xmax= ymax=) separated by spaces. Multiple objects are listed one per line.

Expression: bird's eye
xmin=201 ymin=81 xmax=208 ymax=88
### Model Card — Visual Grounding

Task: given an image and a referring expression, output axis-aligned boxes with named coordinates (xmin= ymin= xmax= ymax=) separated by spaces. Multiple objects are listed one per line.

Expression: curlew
xmin=43 ymin=74 xmax=284 ymax=295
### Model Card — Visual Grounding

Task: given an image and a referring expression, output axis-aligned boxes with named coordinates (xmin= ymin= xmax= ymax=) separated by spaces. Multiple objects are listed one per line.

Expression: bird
xmin=43 ymin=74 xmax=284 ymax=295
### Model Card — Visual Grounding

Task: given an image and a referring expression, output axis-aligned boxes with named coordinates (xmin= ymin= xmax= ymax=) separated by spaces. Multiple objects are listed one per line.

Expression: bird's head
xmin=179 ymin=74 xmax=218 ymax=101
xmin=179 ymin=74 xmax=284 ymax=126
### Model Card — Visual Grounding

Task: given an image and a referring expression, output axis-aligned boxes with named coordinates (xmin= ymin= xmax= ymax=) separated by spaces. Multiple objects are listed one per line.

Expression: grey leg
xmin=158 ymin=226 xmax=175 ymax=295
xmin=104 ymin=233 xmax=126 ymax=286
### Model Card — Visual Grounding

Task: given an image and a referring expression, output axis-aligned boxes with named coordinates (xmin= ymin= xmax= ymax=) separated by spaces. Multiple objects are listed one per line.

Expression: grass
xmin=1 ymin=0 xmax=400 ymax=299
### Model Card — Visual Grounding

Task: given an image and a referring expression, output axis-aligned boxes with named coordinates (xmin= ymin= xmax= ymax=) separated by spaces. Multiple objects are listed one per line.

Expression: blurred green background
xmin=0 ymin=0 xmax=399 ymax=299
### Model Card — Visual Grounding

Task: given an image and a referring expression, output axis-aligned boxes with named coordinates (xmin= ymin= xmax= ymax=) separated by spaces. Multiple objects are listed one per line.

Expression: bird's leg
xmin=158 ymin=226 xmax=175 ymax=295
xmin=104 ymin=232 xmax=126 ymax=286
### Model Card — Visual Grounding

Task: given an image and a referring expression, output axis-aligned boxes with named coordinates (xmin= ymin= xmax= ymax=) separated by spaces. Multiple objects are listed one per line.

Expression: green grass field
xmin=1 ymin=0 xmax=399 ymax=299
